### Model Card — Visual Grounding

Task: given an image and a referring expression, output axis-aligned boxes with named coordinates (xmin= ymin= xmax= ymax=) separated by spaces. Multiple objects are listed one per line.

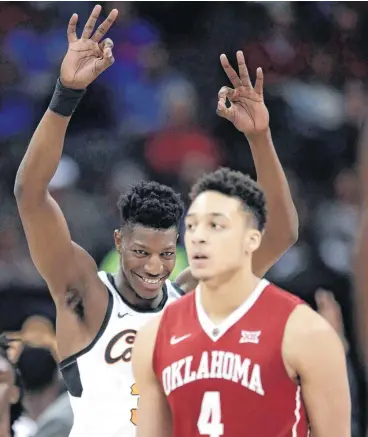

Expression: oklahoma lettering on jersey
xmin=59 ymin=271 xmax=182 ymax=437
xmin=162 ymin=351 xmax=264 ymax=396
xmin=153 ymin=279 xmax=310 ymax=437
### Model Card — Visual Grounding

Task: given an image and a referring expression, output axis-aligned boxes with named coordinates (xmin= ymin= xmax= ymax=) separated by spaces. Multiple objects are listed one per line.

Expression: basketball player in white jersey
xmin=14 ymin=5 xmax=299 ymax=437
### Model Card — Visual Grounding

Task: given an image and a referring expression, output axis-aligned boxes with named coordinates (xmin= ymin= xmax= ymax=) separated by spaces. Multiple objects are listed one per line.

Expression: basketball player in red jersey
xmin=132 ymin=53 xmax=351 ymax=437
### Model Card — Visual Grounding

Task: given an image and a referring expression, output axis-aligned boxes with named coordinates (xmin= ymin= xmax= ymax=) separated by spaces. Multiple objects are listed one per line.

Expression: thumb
xmin=95 ymin=47 xmax=115 ymax=75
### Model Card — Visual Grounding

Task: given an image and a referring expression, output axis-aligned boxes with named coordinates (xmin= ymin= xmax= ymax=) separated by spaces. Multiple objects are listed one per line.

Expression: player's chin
xmin=190 ymin=268 xmax=211 ymax=282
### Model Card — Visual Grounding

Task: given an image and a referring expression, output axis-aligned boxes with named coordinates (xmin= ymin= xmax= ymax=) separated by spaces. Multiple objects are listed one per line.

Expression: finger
xmin=67 ymin=13 xmax=78 ymax=43
xmin=98 ymin=38 xmax=114 ymax=52
xmin=91 ymin=8 xmax=119 ymax=43
xmin=254 ymin=67 xmax=264 ymax=96
xmin=236 ymin=51 xmax=252 ymax=88
xmin=218 ymin=86 xmax=237 ymax=104
xmin=220 ymin=53 xmax=243 ymax=88
xmin=95 ymin=46 xmax=115 ymax=75
xmin=216 ymin=99 xmax=235 ymax=123
xmin=82 ymin=4 xmax=102 ymax=40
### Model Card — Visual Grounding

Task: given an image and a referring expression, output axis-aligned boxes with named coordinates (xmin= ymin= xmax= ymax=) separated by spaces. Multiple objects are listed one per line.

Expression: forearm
xmin=247 ymin=129 xmax=298 ymax=241
xmin=14 ymin=110 xmax=71 ymax=198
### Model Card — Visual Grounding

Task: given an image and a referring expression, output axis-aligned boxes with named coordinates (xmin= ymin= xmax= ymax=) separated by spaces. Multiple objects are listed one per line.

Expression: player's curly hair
xmin=190 ymin=167 xmax=267 ymax=231
xmin=0 ymin=334 xmax=23 ymax=435
xmin=117 ymin=181 xmax=184 ymax=230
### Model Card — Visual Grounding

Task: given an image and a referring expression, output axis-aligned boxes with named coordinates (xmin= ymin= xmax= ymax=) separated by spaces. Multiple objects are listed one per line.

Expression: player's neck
xmin=115 ymin=271 xmax=164 ymax=310
xmin=0 ymin=408 xmax=11 ymax=437
xmin=199 ymin=268 xmax=260 ymax=324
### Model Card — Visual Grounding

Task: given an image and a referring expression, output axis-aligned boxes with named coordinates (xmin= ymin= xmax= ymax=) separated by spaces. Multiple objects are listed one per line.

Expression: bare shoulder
xmin=286 ymin=303 xmax=335 ymax=336
xmin=283 ymin=304 xmax=345 ymax=377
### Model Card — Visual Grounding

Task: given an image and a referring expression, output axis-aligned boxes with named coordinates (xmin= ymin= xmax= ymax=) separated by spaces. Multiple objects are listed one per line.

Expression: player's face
xmin=115 ymin=226 xmax=177 ymax=299
xmin=184 ymin=191 xmax=261 ymax=281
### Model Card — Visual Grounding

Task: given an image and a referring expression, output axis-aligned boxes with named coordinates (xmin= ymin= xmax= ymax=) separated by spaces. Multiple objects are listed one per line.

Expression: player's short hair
xmin=117 ymin=181 xmax=184 ymax=231
xmin=0 ymin=334 xmax=23 ymax=431
xmin=190 ymin=167 xmax=267 ymax=231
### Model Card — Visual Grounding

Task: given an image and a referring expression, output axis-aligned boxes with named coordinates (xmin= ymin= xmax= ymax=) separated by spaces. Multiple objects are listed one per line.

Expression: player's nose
xmin=144 ymin=255 xmax=164 ymax=276
xmin=191 ymin=228 xmax=208 ymax=245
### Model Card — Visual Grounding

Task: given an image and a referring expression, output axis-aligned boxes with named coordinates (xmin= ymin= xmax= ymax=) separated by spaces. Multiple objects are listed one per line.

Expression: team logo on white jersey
xmin=170 ymin=334 xmax=191 ymax=345
xmin=239 ymin=330 xmax=261 ymax=344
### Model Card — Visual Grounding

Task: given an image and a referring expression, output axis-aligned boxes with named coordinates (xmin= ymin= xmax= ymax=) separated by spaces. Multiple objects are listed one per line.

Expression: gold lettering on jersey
xmin=162 ymin=351 xmax=264 ymax=396
xmin=104 ymin=329 xmax=137 ymax=364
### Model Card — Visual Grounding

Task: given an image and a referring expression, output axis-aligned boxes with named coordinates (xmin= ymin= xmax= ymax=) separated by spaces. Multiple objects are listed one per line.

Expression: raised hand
xmin=217 ymin=51 xmax=269 ymax=136
xmin=60 ymin=5 xmax=118 ymax=89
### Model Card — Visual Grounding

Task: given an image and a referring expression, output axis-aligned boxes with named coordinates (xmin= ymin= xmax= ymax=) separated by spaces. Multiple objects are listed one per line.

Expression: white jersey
xmin=59 ymin=271 xmax=183 ymax=437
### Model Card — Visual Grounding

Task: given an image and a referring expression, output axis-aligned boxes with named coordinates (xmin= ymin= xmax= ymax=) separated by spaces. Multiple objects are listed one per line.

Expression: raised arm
xmin=14 ymin=6 xmax=117 ymax=325
xmin=284 ymin=305 xmax=351 ymax=437
xmin=217 ymin=51 xmax=298 ymax=276
xmin=132 ymin=315 xmax=172 ymax=437
xmin=176 ymin=51 xmax=298 ymax=291
xmin=247 ymin=129 xmax=298 ymax=276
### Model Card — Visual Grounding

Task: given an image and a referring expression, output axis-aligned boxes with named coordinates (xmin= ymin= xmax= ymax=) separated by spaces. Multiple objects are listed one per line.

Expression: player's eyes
xmin=133 ymin=250 xmax=148 ymax=256
xmin=211 ymin=222 xmax=223 ymax=230
xmin=185 ymin=223 xmax=194 ymax=230
xmin=161 ymin=252 xmax=175 ymax=258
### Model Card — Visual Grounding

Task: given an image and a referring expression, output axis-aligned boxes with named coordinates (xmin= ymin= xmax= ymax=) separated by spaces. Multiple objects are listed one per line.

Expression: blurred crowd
xmin=0 ymin=1 xmax=368 ymax=436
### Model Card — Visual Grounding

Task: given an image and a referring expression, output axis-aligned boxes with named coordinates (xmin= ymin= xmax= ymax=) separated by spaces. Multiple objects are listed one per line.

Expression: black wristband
xmin=49 ymin=78 xmax=87 ymax=117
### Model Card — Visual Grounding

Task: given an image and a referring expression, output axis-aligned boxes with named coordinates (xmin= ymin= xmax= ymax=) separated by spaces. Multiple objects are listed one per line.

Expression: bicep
xmin=132 ymin=317 xmax=171 ymax=437
xmin=136 ymin=378 xmax=172 ymax=437
xmin=17 ymin=192 xmax=95 ymax=295
xmin=293 ymin=317 xmax=351 ymax=437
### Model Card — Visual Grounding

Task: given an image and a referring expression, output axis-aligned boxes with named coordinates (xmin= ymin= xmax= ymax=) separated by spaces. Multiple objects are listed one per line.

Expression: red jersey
xmin=153 ymin=279 xmax=309 ymax=437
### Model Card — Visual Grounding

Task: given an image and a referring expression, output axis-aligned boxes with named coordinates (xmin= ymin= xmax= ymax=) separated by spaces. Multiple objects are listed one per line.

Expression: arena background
xmin=0 ymin=1 xmax=367 ymax=436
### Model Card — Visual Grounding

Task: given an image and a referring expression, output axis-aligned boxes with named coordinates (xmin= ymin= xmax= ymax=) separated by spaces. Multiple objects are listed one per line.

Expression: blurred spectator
xmin=314 ymin=168 xmax=359 ymax=275
xmin=118 ymin=42 xmax=196 ymax=137
xmin=245 ymin=2 xmax=309 ymax=85
xmin=48 ymin=155 xmax=111 ymax=261
xmin=0 ymin=202 xmax=43 ymax=291
xmin=9 ymin=317 xmax=72 ymax=437
xmin=144 ymin=77 xmax=221 ymax=189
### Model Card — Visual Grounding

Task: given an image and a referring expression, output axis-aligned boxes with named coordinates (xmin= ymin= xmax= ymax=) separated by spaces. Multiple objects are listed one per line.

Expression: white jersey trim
xmin=195 ymin=279 xmax=269 ymax=342
xmin=292 ymin=385 xmax=302 ymax=437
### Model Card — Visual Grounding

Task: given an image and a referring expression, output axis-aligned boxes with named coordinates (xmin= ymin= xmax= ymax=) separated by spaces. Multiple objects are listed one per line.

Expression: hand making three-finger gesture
xmin=60 ymin=4 xmax=118 ymax=90
xmin=217 ymin=51 xmax=269 ymax=137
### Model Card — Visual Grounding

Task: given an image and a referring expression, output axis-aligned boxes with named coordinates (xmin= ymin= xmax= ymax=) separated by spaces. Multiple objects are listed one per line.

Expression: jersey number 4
xmin=197 ymin=391 xmax=224 ymax=437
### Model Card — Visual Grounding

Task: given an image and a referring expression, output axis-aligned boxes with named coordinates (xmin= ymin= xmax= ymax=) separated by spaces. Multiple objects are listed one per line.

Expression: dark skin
xmin=114 ymin=225 xmax=177 ymax=307
xmin=0 ymin=355 xmax=18 ymax=437
xmin=15 ymin=5 xmax=297 ymax=364
xmin=14 ymin=5 xmax=184 ymax=362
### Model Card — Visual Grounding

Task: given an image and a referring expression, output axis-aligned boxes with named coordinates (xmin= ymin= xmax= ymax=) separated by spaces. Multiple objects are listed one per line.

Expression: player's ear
xmin=244 ymin=229 xmax=262 ymax=254
xmin=114 ymin=229 xmax=122 ymax=253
